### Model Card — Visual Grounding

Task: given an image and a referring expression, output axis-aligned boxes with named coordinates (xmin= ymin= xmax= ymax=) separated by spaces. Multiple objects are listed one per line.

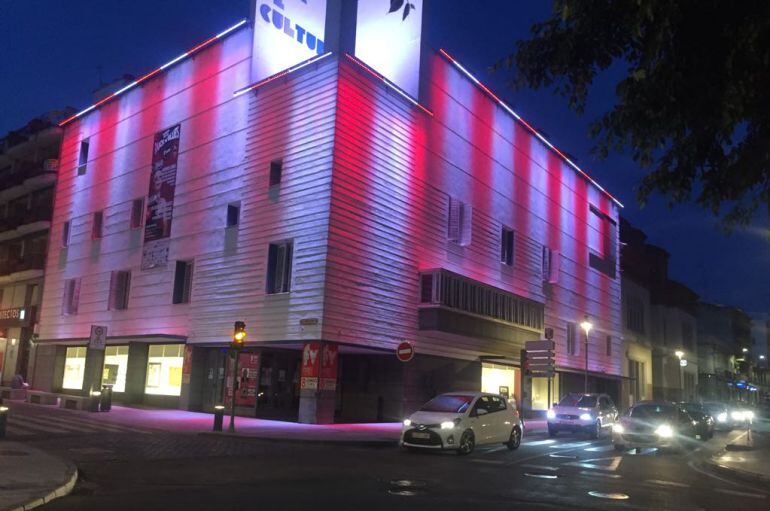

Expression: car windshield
xmin=629 ymin=404 xmax=676 ymax=419
xmin=681 ymin=403 xmax=703 ymax=414
xmin=558 ymin=394 xmax=596 ymax=407
xmin=704 ymin=403 xmax=725 ymax=413
xmin=420 ymin=395 xmax=473 ymax=413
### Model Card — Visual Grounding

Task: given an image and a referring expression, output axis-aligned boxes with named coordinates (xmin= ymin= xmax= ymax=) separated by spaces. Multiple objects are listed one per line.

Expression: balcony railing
xmin=0 ymin=207 xmax=53 ymax=233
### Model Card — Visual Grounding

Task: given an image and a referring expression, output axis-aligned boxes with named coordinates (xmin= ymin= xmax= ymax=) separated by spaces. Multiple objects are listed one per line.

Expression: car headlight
xmin=403 ymin=419 xmax=412 ymax=427
xmin=612 ymin=424 xmax=624 ymax=433
xmin=717 ymin=412 xmax=727 ymax=422
xmin=745 ymin=411 xmax=754 ymax=421
xmin=546 ymin=409 xmax=556 ymax=420
xmin=655 ymin=424 xmax=674 ymax=438
xmin=440 ymin=421 xmax=456 ymax=430
xmin=731 ymin=411 xmax=744 ymax=421
xmin=580 ymin=413 xmax=593 ymax=421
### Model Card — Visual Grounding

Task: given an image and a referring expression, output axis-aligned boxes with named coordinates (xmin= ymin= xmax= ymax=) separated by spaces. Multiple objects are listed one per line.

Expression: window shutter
xmin=108 ymin=271 xmax=118 ymax=310
xmin=173 ymin=262 xmax=185 ymax=304
xmin=460 ymin=203 xmax=472 ymax=245
xmin=183 ymin=264 xmax=193 ymax=303
xmin=283 ymin=243 xmax=293 ymax=293
xmin=549 ymin=250 xmax=560 ymax=283
xmin=71 ymin=278 xmax=81 ymax=314
xmin=447 ymin=197 xmax=461 ymax=241
xmin=266 ymin=244 xmax=278 ymax=293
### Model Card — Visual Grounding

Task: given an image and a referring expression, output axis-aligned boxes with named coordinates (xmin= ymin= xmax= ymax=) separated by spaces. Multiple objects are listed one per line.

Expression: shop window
xmin=102 ymin=346 xmax=129 ymax=393
xmin=92 ymin=211 xmax=103 ymax=239
xmin=77 ymin=139 xmax=89 ymax=175
xmin=62 ymin=278 xmax=81 ymax=315
xmin=481 ymin=363 xmax=516 ymax=401
xmin=130 ymin=198 xmax=144 ymax=229
xmin=500 ymin=227 xmax=514 ymax=266
xmin=266 ymin=241 xmax=293 ymax=294
xmin=62 ymin=346 xmax=87 ymax=390
xmin=172 ymin=260 xmax=193 ymax=304
xmin=144 ymin=344 xmax=184 ymax=396
xmin=269 ymin=159 xmax=283 ymax=187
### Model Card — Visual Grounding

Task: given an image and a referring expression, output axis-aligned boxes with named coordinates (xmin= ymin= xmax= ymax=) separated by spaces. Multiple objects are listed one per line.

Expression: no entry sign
xmin=396 ymin=341 xmax=414 ymax=362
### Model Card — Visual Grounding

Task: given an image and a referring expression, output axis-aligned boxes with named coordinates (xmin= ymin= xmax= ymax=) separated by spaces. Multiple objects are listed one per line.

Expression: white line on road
xmin=714 ymin=488 xmax=766 ymax=499
xmin=579 ymin=470 xmax=622 ymax=479
xmin=525 ymin=439 xmax=557 ymax=447
xmin=520 ymin=464 xmax=559 ymax=471
xmin=645 ymin=479 xmax=690 ymax=488
xmin=480 ymin=445 xmax=509 ymax=455
xmin=584 ymin=445 xmax=615 ymax=452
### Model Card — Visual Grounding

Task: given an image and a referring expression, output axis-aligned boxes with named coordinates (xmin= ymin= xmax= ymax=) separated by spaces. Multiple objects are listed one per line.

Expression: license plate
xmin=412 ymin=432 xmax=430 ymax=439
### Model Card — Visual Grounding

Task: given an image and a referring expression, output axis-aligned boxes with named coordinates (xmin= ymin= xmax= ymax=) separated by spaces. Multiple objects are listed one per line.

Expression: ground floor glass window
xmin=102 ymin=345 xmax=129 ymax=393
xmin=144 ymin=344 xmax=184 ymax=396
xmin=62 ymin=346 xmax=87 ymax=390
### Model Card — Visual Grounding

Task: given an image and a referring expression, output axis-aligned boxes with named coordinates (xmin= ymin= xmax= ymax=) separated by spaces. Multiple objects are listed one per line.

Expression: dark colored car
xmin=612 ymin=401 xmax=697 ymax=452
xmin=679 ymin=402 xmax=715 ymax=440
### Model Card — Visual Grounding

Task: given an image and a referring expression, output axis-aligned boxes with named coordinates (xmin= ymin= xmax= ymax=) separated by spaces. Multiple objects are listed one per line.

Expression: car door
xmin=489 ymin=396 xmax=512 ymax=441
xmin=469 ymin=396 xmax=493 ymax=444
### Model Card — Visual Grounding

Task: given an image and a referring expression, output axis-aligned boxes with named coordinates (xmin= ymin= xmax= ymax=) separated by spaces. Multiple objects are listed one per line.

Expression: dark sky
xmin=1 ymin=0 xmax=767 ymax=315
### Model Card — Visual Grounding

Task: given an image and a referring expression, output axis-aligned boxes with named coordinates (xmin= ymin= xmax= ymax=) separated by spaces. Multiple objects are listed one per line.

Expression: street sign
xmin=396 ymin=341 xmax=414 ymax=362
xmin=524 ymin=339 xmax=555 ymax=376
xmin=525 ymin=340 xmax=555 ymax=352
xmin=89 ymin=325 xmax=107 ymax=350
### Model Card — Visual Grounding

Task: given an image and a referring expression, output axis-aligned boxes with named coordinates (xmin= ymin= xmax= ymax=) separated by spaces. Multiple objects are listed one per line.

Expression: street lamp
xmin=742 ymin=347 xmax=749 ymax=353
xmin=675 ymin=350 xmax=685 ymax=400
xmin=580 ymin=317 xmax=593 ymax=394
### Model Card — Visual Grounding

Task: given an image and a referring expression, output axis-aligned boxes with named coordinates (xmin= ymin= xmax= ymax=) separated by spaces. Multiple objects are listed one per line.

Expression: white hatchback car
xmin=401 ymin=392 xmax=523 ymax=455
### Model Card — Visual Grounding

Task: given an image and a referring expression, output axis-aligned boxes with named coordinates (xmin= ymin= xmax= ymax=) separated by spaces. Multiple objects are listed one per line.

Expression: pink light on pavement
xmin=344 ymin=53 xmax=433 ymax=116
xmin=233 ymin=52 xmax=334 ymax=97
xmin=59 ymin=19 xmax=249 ymax=127
xmin=438 ymin=48 xmax=623 ymax=208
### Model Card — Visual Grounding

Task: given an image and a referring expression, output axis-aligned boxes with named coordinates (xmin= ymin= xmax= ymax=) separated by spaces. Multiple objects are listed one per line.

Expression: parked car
xmin=702 ymin=402 xmax=732 ymax=431
xmin=546 ymin=393 xmax=618 ymax=439
xmin=401 ymin=392 xmax=523 ymax=455
xmin=679 ymin=402 xmax=715 ymax=440
xmin=612 ymin=401 xmax=697 ymax=452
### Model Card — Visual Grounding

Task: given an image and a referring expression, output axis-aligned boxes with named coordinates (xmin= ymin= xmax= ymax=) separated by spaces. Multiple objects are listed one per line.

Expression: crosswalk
xmin=4 ymin=409 xmax=150 ymax=438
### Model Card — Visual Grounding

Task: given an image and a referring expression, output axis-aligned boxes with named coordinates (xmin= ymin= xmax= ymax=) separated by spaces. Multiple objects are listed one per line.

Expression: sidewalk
xmin=0 ymin=441 xmax=77 ymax=511
xmin=705 ymin=423 xmax=770 ymax=483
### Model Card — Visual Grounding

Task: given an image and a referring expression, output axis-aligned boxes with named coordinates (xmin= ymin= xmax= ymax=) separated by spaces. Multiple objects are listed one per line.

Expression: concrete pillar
xmin=124 ymin=342 xmax=149 ymax=404
xmin=29 ymin=344 xmax=62 ymax=392
xmin=82 ymin=347 xmax=105 ymax=396
xmin=179 ymin=346 xmax=207 ymax=411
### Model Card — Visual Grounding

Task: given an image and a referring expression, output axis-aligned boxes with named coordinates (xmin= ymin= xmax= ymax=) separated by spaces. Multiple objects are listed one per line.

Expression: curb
xmin=6 ymin=463 xmax=78 ymax=511
xmin=703 ymin=454 xmax=770 ymax=485
xmin=198 ymin=431 xmax=399 ymax=447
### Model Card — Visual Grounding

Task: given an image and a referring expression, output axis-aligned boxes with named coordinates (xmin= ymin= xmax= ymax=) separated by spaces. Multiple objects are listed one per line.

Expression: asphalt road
xmin=7 ymin=405 xmax=768 ymax=511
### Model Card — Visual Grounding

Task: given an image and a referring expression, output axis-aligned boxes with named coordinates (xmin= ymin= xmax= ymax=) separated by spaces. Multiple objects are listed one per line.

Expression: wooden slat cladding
xmin=323 ymin=54 xmax=621 ymax=374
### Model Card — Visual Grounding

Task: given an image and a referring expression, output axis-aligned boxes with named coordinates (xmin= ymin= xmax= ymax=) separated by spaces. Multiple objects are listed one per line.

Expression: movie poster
xmin=141 ymin=124 xmax=181 ymax=270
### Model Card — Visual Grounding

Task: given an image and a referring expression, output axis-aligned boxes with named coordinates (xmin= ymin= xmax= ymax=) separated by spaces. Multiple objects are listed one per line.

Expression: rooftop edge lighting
xmin=59 ymin=19 xmax=249 ymax=127
xmin=344 ymin=53 xmax=433 ymax=116
xmin=438 ymin=48 xmax=623 ymax=208
xmin=233 ymin=52 xmax=333 ymax=97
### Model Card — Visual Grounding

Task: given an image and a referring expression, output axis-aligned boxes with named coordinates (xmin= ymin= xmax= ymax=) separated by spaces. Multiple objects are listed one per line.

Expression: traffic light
xmin=521 ymin=348 xmax=530 ymax=376
xmin=232 ymin=321 xmax=246 ymax=349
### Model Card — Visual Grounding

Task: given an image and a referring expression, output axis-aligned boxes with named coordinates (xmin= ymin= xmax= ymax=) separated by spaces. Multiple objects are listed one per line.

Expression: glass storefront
xmin=481 ymin=363 xmax=517 ymax=401
xmin=531 ymin=373 xmax=560 ymax=411
xmin=102 ymin=345 xmax=129 ymax=393
xmin=144 ymin=344 xmax=184 ymax=396
xmin=62 ymin=346 xmax=87 ymax=390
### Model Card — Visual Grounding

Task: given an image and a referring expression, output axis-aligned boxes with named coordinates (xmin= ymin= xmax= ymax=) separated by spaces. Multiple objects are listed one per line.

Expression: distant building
xmin=0 ymin=110 xmax=71 ymax=385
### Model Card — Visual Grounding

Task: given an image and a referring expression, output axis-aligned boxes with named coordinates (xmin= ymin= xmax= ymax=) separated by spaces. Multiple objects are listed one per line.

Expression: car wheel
xmin=506 ymin=426 xmax=522 ymax=450
xmin=547 ymin=425 xmax=557 ymax=437
xmin=589 ymin=420 xmax=601 ymax=440
xmin=457 ymin=430 xmax=475 ymax=456
xmin=613 ymin=443 xmax=625 ymax=452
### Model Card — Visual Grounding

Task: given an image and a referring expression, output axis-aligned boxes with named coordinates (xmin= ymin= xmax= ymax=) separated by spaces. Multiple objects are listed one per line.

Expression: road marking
xmin=645 ymin=479 xmax=689 ymax=488
xmin=715 ymin=488 xmax=766 ymax=499
xmin=520 ymin=464 xmax=559 ymax=471
xmin=588 ymin=491 xmax=629 ymax=500
xmin=480 ymin=445 xmax=508 ymax=455
xmin=549 ymin=453 xmax=579 ymax=459
xmin=566 ymin=456 xmax=623 ymax=472
xmin=584 ymin=445 xmax=615 ymax=452
xmin=526 ymin=439 xmax=556 ymax=447
xmin=580 ymin=471 xmax=622 ymax=479
xmin=524 ymin=473 xmax=558 ymax=479
xmin=550 ymin=442 xmax=591 ymax=449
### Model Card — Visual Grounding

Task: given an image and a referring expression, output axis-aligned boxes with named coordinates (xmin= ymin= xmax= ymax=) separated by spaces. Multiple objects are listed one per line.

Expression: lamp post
xmin=580 ymin=317 xmax=593 ymax=394
xmin=675 ymin=350 xmax=684 ymax=400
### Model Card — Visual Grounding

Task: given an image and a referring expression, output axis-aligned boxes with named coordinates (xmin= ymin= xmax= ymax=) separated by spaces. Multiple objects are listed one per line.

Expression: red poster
xmin=225 ymin=352 xmax=260 ymax=407
xmin=181 ymin=345 xmax=194 ymax=385
xmin=319 ymin=343 xmax=338 ymax=391
xmin=300 ymin=342 xmax=321 ymax=390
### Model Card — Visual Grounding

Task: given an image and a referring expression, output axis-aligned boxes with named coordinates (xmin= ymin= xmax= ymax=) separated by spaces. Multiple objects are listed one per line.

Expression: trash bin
xmin=0 ymin=406 xmax=8 ymax=440
xmin=89 ymin=391 xmax=101 ymax=412
xmin=100 ymin=385 xmax=113 ymax=412
xmin=213 ymin=405 xmax=225 ymax=432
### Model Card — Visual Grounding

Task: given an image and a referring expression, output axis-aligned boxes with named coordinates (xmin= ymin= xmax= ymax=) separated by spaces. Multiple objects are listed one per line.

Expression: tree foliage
xmin=499 ymin=1 xmax=770 ymax=225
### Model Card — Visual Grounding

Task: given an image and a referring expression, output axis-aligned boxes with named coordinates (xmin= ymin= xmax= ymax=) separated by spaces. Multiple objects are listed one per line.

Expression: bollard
xmin=213 ymin=405 xmax=225 ymax=432
xmin=0 ymin=406 xmax=8 ymax=440
xmin=89 ymin=391 xmax=101 ymax=412
xmin=100 ymin=385 xmax=113 ymax=412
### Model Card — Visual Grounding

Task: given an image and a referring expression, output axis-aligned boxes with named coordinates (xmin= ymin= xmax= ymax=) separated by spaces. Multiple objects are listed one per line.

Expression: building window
xmin=606 ymin=335 xmax=612 ymax=356
xmin=447 ymin=196 xmax=471 ymax=246
xmin=626 ymin=295 xmax=645 ymax=333
xmin=130 ymin=198 xmax=144 ymax=229
xmin=92 ymin=211 xmax=103 ymax=239
xmin=500 ymin=227 xmax=514 ymax=266
xmin=566 ymin=322 xmax=577 ymax=355
xmin=62 ymin=278 xmax=81 ymax=315
xmin=62 ymin=220 xmax=71 ymax=247
xmin=588 ymin=205 xmax=617 ymax=278
xmin=108 ymin=270 xmax=131 ymax=310
xmin=172 ymin=260 xmax=193 ymax=304
xmin=542 ymin=246 xmax=560 ymax=283
xmin=266 ymin=241 xmax=293 ymax=294
xmin=102 ymin=345 xmax=129 ymax=393
xmin=144 ymin=344 xmax=184 ymax=396
xmin=269 ymin=160 xmax=283 ymax=186
xmin=227 ymin=203 xmax=240 ymax=228
xmin=77 ymin=139 xmax=89 ymax=175
xmin=62 ymin=346 xmax=87 ymax=390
